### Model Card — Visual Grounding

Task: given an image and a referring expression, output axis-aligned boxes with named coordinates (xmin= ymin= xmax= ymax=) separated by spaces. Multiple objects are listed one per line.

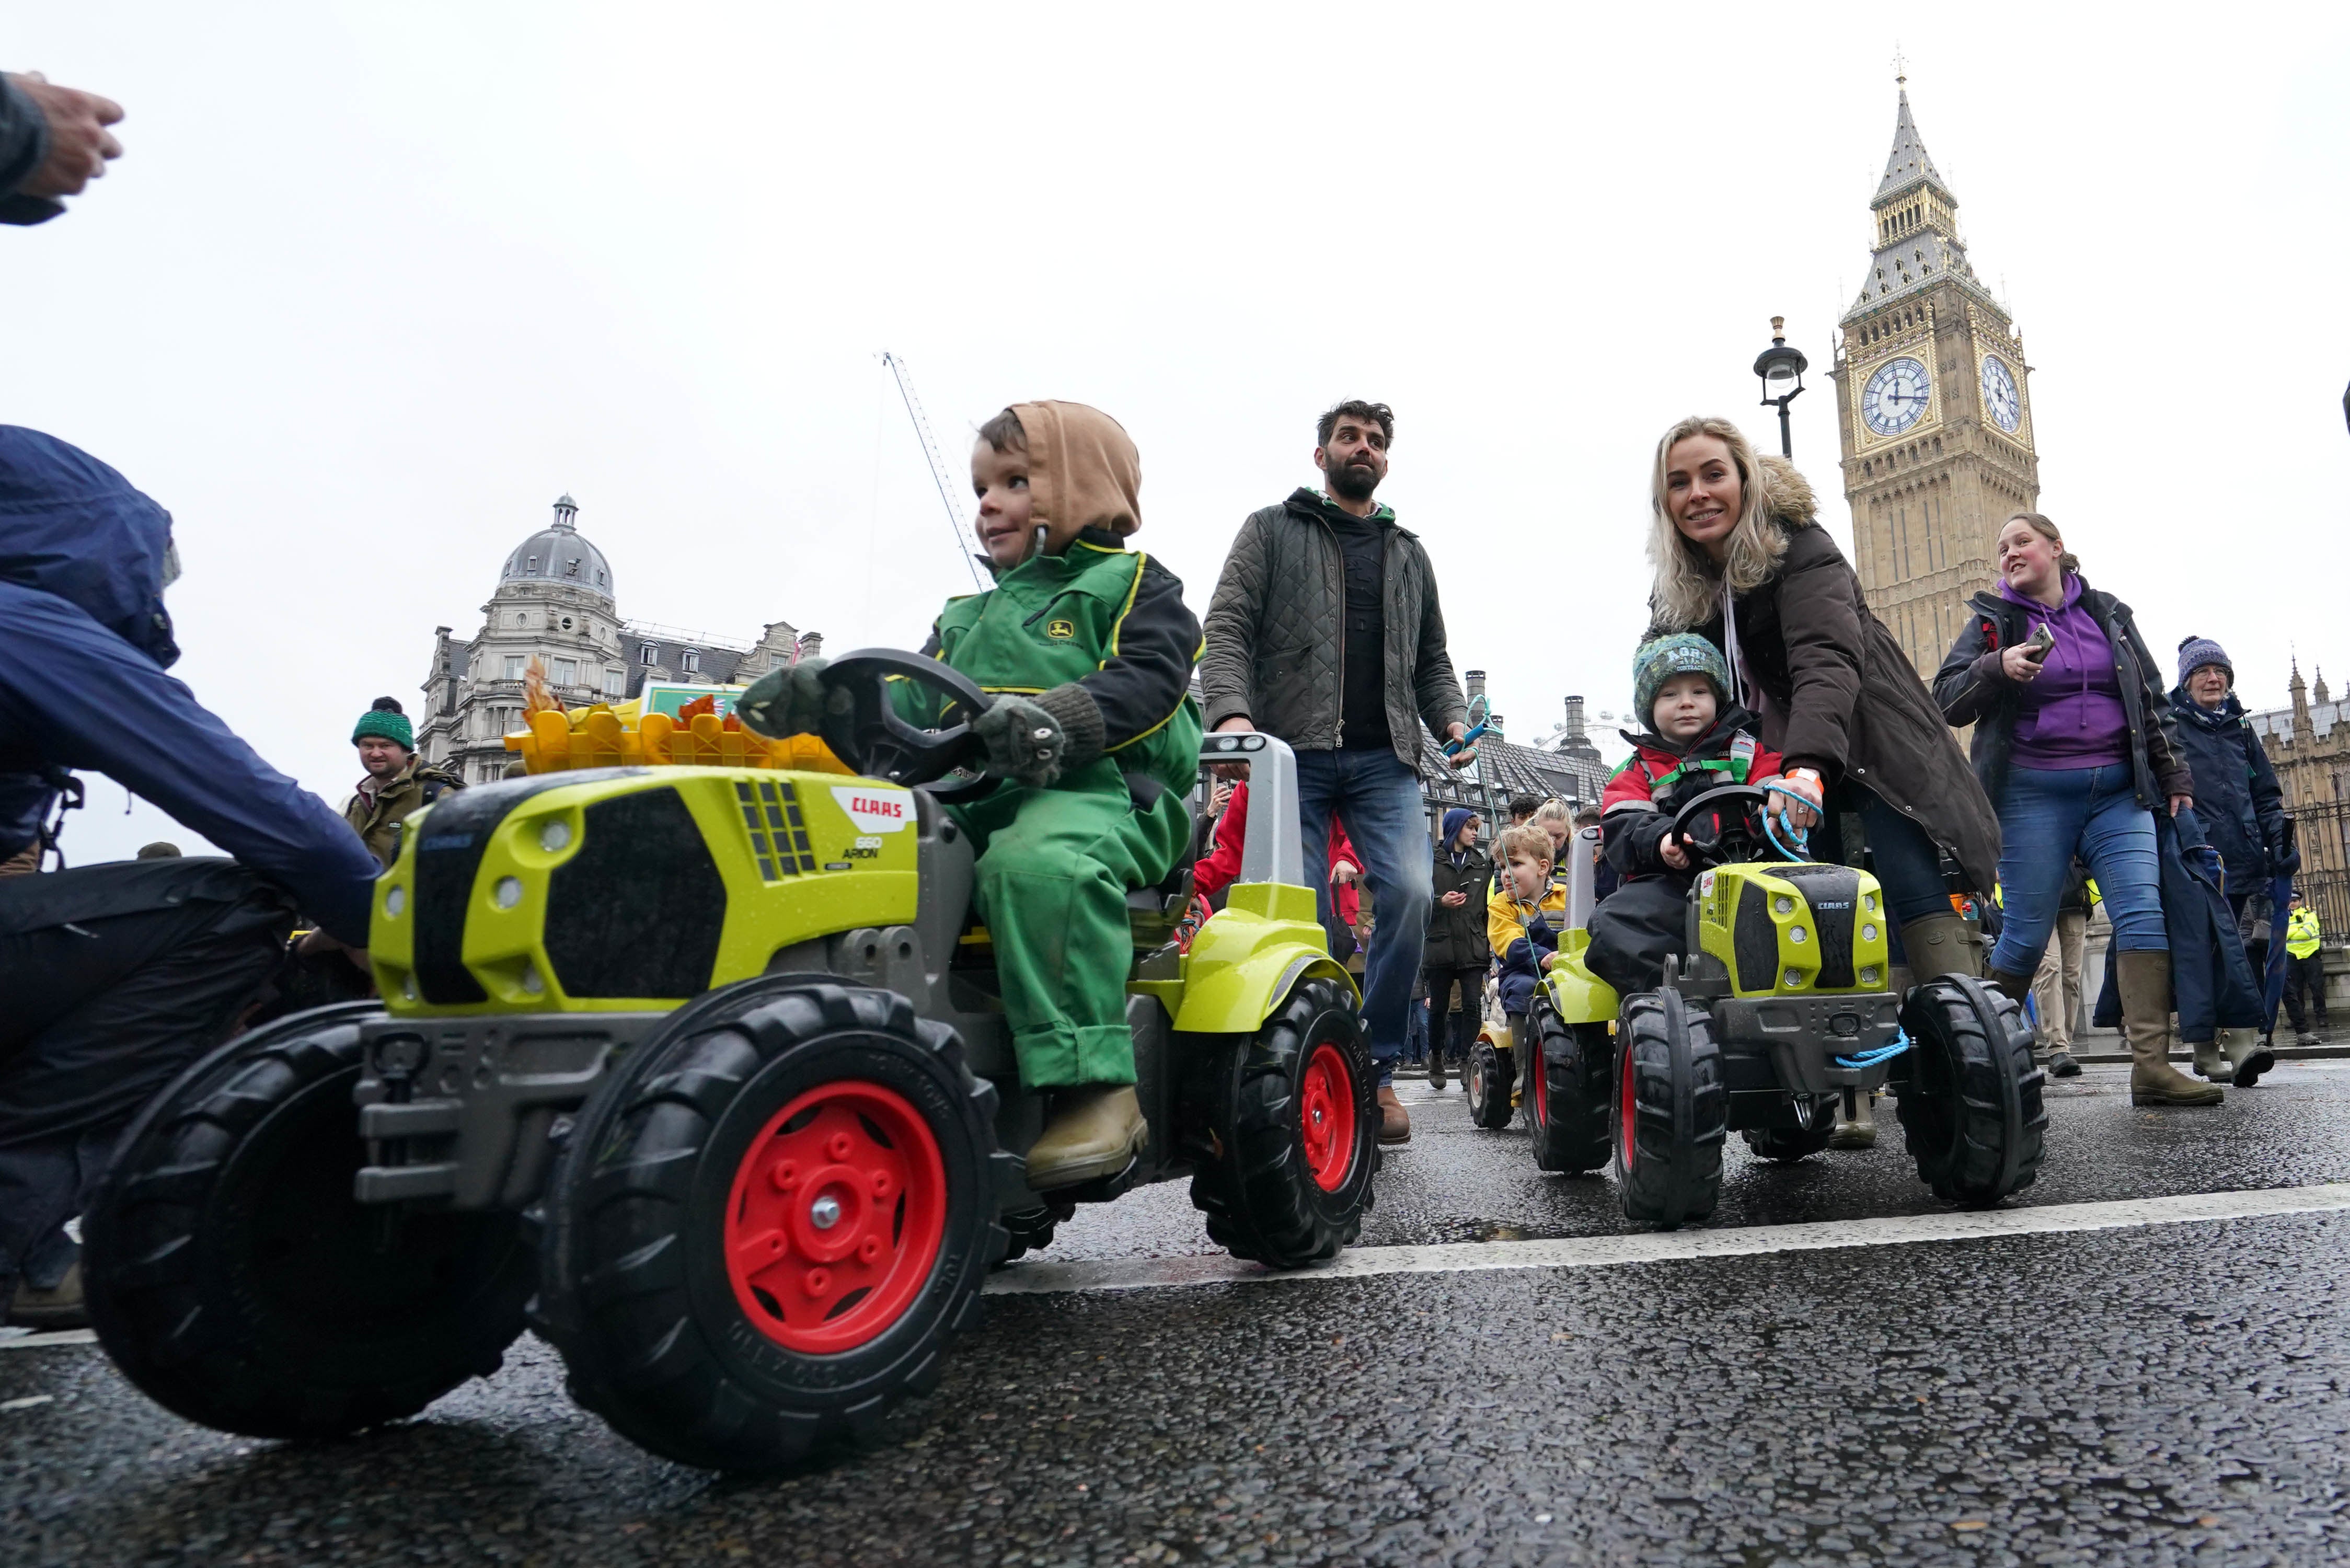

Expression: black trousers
xmin=1422 ymin=964 xmax=1484 ymax=1061
xmin=1585 ymin=875 xmax=1690 ymax=999
xmin=0 ymin=859 xmax=296 ymax=1286
xmin=2284 ymin=951 xmax=2330 ymax=1032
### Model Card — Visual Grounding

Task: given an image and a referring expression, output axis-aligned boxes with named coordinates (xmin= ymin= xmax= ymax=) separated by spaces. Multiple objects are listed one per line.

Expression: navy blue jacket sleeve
xmin=0 ymin=584 xmax=381 ymax=943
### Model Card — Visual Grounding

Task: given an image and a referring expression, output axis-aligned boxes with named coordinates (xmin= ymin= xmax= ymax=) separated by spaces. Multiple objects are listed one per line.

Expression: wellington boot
xmin=2191 ymin=1038 xmax=2226 ymax=1080
xmin=1026 ymin=1085 xmax=1149 ymax=1190
xmin=1986 ymin=967 xmax=2035 ymax=1006
xmin=2117 ymin=951 xmax=2222 ymax=1108
xmin=1428 ymin=1053 xmax=1448 ymax=1090
xmin=2221 ymin=1026 xmax=2275 ymax=1089
xmin=1900 ymin=913 xmax=1981 ymax=983
xmin=1377 ymin=1085 xmax=1411 ymax=1145
xmin=1828 ymin=1090 xmax=1877 ymax=1150
xmin=4 ymin=1260 xmax=88 ymax=1331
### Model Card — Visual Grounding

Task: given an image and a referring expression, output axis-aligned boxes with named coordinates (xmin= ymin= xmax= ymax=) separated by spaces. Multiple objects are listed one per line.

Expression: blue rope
xmin=1835 ymin=1027 xmax=1913 ymax=1070
xmin=1759 ymin=781 xmax=1816 ymax=861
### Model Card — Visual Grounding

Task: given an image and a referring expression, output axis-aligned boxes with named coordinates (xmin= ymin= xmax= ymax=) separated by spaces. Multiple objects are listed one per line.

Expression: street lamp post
xmin=1754 ymin=315 xmax=1808 ymax=458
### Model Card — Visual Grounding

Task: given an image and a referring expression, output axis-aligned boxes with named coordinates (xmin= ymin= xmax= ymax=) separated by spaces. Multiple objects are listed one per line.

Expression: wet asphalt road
xmin=10 ymin=1060 xmax=2350 ymax=1566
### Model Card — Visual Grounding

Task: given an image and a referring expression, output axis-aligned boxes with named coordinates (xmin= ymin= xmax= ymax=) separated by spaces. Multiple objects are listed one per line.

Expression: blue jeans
xmin=1989 ymin=763 xmax=2165 ymax=975
xmin=1297 ymin=747 xmax=1432 ymax=1086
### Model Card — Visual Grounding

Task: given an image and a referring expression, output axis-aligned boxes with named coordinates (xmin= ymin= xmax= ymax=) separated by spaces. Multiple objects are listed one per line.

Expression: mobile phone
xmin=2024 ymin=622 xmax=2055 ymax=659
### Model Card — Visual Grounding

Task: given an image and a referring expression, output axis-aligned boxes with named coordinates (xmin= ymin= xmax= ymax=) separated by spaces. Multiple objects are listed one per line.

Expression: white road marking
xmin=984 ymin=1183 xmax=2350 ymax=1297
xmin=0 ymin=1329 xmax=96 ymax=1352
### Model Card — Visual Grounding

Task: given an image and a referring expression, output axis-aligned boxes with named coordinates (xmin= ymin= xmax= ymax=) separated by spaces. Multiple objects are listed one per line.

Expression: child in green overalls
xmin=739 ymin=401 xmax=1203 ymax=1189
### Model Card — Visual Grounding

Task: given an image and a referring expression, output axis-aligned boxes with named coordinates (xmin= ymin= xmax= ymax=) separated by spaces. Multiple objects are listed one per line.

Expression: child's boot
xmin=1027 ymin=1085 xmax=1148 ymax=1189
xmin=2118 ymin=952 xmax=2222 ymax=1108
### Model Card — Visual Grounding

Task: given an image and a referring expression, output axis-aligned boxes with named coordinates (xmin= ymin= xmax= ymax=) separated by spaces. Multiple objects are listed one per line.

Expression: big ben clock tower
xmin=1829 ymin=75 xmax=2041 ymax=678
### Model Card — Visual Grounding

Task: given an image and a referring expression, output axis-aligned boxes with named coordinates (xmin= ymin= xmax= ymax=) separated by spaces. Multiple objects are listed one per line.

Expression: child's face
xmin=1507 ymin=848 xmax=1551 ymax=901
xmin=1652 ymin=673 xmax=1718 ymax=744
xmin=972 ymin=441 xmax=1038 ymax=569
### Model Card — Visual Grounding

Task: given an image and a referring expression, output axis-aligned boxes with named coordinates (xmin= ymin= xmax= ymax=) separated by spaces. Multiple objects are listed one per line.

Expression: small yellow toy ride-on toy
xmin=1529 ymin=785 xmax=2045 ymax=1228
xmin=80 ymin=651 xmax=1378 ymax=1472
xmin=1464 ymin=983 xmax=1517 ymax=1129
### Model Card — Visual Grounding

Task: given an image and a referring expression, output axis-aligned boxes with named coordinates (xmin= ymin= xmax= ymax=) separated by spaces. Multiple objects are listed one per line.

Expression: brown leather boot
xmin=1377 ymin=1085 xmax=1411 ymax=1145
xmin=1026 ymin=1086 xmax=1149 ymax=1189
xmin=1900 ymin=912 xmax=1982 ymax=983
xmin=1986 ymin=968 xmax=2035 ymax=1005
xmin=2116 ymin=951 xmax=2222 ymax=1107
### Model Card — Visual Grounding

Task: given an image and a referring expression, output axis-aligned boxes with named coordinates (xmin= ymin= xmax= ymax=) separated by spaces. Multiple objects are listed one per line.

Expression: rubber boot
xmin=4 ymin=1259 xmax=89 ymax=1331
xmin=1828 ymin=1089 xmax=1877 ymax=1150
xmin=1377 ymin=1085 xmax=1411 ymax=1145
xmin=1901 ymin=912 xmax=1982 ymax=984
xmin=2221 ymin=1025 xmax=2275 ymax=1089
xmin=1428 ymin=1047 xmax=1447 ymax=1091
xmin=1986 ymin=968 xmax=2035 ymax=1005
xmin=1026 ymin=1085 xmax=1149 ymax=1189
xmin=2117 ymin=951 xmax=2222 ymax=1108
xmin=2191 ymin=1037 xmax=2226 ymax=1080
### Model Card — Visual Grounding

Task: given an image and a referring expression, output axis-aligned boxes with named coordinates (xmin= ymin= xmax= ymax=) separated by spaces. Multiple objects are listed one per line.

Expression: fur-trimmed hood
xmin=1757 ymin=455 xmax=1818 ymax=532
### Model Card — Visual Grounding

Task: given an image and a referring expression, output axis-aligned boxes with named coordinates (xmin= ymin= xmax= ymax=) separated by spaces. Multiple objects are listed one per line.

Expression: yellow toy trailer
xmin=83 ymin=652 xmax=1378 ymax=1471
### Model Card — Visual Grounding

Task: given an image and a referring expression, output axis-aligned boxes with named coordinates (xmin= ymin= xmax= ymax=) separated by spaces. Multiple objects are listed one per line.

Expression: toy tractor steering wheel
xmin=815 ymin=649 xmax=995 ymax=799
xmin=1668 ymin=783 xmax=1780 ymax=870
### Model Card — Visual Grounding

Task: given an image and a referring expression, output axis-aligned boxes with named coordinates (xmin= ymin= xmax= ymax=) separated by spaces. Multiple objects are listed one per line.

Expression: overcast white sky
xmin=9 ymin=4 xmax=2348 ymax=863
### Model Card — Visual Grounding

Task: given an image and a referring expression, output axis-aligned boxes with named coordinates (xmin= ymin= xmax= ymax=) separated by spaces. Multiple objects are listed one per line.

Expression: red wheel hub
xmin=1531 ymin=1038 xmax=1549 ymax=1127
xmin=723 ymin=1080 xmax=946 ymax=1354
xmin=1299 ymin=1041 xmax=1356 ymax=1192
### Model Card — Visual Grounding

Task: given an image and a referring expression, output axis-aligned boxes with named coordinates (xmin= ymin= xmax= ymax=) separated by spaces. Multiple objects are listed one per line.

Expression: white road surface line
xmin=983 ymin=1183 xmax=2350 ymax=1297
xmin=0 ymin=1328 xmax=96 ymax=1352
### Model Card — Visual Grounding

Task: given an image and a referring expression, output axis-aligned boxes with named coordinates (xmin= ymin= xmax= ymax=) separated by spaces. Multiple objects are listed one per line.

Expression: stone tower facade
xmin=1828 ymin=80 xmax=2041 ymax=678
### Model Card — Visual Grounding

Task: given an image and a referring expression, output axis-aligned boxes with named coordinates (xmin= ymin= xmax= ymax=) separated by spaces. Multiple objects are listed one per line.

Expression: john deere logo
xmin=1045 ymin=618 xmax=1076 ymax=640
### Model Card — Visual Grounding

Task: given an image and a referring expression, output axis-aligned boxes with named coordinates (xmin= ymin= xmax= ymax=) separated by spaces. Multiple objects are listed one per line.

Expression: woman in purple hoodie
xmin=1934 ymin=513 xmax=2209 ymax=1108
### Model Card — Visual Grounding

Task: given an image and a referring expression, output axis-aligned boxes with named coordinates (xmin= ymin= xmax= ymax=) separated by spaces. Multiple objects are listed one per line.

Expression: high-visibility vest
xmin=2287 ymin=907 xmax=2323 ymax=960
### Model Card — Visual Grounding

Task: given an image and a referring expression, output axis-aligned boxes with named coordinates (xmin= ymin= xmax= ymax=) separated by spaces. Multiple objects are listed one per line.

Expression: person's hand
xmin=1658 ymin=834 xmax=1691 ymax=871
xmin=1439 ymin=887 xmax=1467 ymax=907
xmin=1331 ymin=859 xmax=1360 ymax=887
xmin=7 ymin=73 xmax=124 ymax=198
xmin=2169 ymin=793 xmax=2193 ymax=818
xmin=1444 ymin=721 xmax=1478 ymax=770
xmin=973 ymin=696 xmax=1065 ymax=788
xmin=1210 ymin=714 xmax=1255 ymax=779
xmin=1206 ymin=779 xmax=1234 ymax=817
xmin=1767 ymin=769 xmax=1823 ymax=831
xmin=2000 ymin=643 xmax=2048 ymax=683
xmin=736 ymin=657 xmax=834 ymax=739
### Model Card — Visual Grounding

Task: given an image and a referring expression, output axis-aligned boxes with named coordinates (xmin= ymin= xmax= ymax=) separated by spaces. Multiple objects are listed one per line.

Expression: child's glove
xmin=736 ymin=658 xmax=834 ymax=739
xmin=973 ymin=696 xmax=1068 ymax=788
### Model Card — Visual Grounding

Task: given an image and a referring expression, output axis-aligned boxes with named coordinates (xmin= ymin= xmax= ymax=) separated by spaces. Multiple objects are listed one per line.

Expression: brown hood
xmin=1758 ymin=454 xmax=1818 ymax=531
xmin=1009 ymin=400 xmax=1142 ymax=545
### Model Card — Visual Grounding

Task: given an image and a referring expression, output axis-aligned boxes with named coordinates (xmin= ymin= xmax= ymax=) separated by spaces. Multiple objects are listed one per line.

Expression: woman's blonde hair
xmin=1647 ymin=415 xmax=1788 ymax=631
xmin=2003 ymin=512 xmax=2081 ymax=575
xmin=1531 ymin=799 xmax=1572 ymax=829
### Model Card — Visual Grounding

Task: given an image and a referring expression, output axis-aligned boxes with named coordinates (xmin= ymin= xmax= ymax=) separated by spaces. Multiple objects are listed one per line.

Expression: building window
xmin=639 ymin=644 xmax=658 ymax=665
xmin=504 ymin=655 xmax=525 ymax=680
xmin=563 ymin=558 xmax=580 ymax=578
xmin=605 ymin=668 xmax=625 ymax=697
xmin=525 ymin=555 xmax=540 ymax=575
xmin=552 ymin=658 xmax=578 ymax=686
xmin=596 ymin=569 xmax=607 ymax=587
xmin=682 ymin=649 xmax=702 ymax=674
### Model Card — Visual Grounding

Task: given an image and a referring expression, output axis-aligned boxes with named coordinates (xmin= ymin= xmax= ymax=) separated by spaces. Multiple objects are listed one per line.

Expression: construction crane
xmin=879 ymin=351 xmax=984 ymax=591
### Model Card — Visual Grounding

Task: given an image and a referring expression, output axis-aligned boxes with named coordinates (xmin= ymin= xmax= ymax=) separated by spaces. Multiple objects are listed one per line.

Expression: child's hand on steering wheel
xmin=1658 ymin=833 xmax=1691 ymax=871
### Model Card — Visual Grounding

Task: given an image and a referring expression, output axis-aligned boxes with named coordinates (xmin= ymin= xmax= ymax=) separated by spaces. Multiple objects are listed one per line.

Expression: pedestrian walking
xmin=1934 ymin=512 xmax=2218 ymax=1107
xmin=2028 ymin=863 xmax=2095 ymax=1076
xmin=1200 ymin=400 xmax=1477 ymax=1145
xmin=1645 ymin=417 xmax=1998 ymax=1146
xmin=2168 ymin=637 xmax=2296 ymax=1082
xmin=1422 ymin=808 xmax=1488 ymax=1090
xmin=343 ymin=698 xmax=463 ymax=869
xmin=2283 ymin=892 xmax=2329 ymax=1044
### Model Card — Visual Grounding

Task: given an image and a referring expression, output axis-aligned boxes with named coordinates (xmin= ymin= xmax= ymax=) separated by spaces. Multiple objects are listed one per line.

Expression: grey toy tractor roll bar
xmin=1199 ymin=732 xmax=1306 ymax=889
xmin=1562 ymin=823 xmax=1600 ymax=934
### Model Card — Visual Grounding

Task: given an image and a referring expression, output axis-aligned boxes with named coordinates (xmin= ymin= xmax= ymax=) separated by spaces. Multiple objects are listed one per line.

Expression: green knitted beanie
xmin=352 ymin=701 xmax=415 ymax=750
xmin=1632 ymin=633 xmax=1731 ymax=724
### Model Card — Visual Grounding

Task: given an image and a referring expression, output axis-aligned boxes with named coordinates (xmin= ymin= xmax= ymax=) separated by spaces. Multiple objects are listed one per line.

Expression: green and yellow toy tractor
xmin=1523 ymin=785 xmax=2045 ymax=1228
xmin=82 ymin=652 xmax=1378 ymax=1472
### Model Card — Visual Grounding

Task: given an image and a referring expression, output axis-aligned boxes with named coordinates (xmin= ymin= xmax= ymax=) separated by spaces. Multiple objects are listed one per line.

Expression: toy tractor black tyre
xmin=532 ymin=977 xmax=1008 ymax=1473
xmin=83 ymin=1003 xmax=533 ymax=1440
xmin=1610 ymin=991 xmax=1726 ymax=1228
xmin=1527 ymin=1001 xmax=1612 ymax=1173
xmin=1892 ymin=975 xmax=2047 ymax=1207
xmin=1185 ymin=975 xmax=1378 ymax=1269
xmin=1741 ymin=1120 xmax=1836 ymax=1163
xmin=997 ymin=1198 xmax=1075 ymax=1266
xmin=1465 ymin=1036 xmax=1515 ymax=1130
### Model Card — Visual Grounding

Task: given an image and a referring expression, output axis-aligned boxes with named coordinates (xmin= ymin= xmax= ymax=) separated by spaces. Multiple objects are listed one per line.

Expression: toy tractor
xmin=82 ymin=651 xmax=1378 ymax=1472
xmin=1524 ymin=785 xmax=2045 ymax=1228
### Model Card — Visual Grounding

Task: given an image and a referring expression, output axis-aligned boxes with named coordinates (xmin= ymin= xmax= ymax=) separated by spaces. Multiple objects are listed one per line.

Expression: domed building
xmin=414 ymin=495 xmax=817 ymax=784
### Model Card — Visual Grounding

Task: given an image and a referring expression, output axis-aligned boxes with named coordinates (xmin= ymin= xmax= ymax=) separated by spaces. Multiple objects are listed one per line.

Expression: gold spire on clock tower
xmin=1829 ymin=76 xmax=2041 ymax=679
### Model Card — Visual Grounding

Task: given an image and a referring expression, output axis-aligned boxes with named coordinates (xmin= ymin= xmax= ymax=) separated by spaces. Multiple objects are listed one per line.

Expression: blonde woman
xmin=1645 ymin=414 xmax=1998 ymax=987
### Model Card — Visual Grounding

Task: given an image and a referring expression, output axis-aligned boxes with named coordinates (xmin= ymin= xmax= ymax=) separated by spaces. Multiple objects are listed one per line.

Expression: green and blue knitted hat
xmin=352 ymin=697 xmax=414 ymax=750
xmin=1632 ymin=633 xmax=1730 ymax=722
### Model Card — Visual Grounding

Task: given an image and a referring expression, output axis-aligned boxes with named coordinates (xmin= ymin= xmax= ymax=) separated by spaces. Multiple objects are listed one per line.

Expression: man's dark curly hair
xmin=1316 ymin=399 xmax=1393 ymax=449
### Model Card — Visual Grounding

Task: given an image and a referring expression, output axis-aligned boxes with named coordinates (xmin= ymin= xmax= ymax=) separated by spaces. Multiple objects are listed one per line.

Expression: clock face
xmin=1862 ymin=356 xmax=1931 ymax=436
xmin=1979 ymin=354 xmax=2021 ymax=433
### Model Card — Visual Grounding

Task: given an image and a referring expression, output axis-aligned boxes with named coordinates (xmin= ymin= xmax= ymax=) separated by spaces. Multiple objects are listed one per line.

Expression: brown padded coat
xmin=1674 ymin=462 xmax=2001 ymax=894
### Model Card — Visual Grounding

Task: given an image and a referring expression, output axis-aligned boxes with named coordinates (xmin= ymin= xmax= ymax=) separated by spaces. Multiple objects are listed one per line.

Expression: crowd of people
xmin=1 ymin=62 xmax=2335 ymax=1339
